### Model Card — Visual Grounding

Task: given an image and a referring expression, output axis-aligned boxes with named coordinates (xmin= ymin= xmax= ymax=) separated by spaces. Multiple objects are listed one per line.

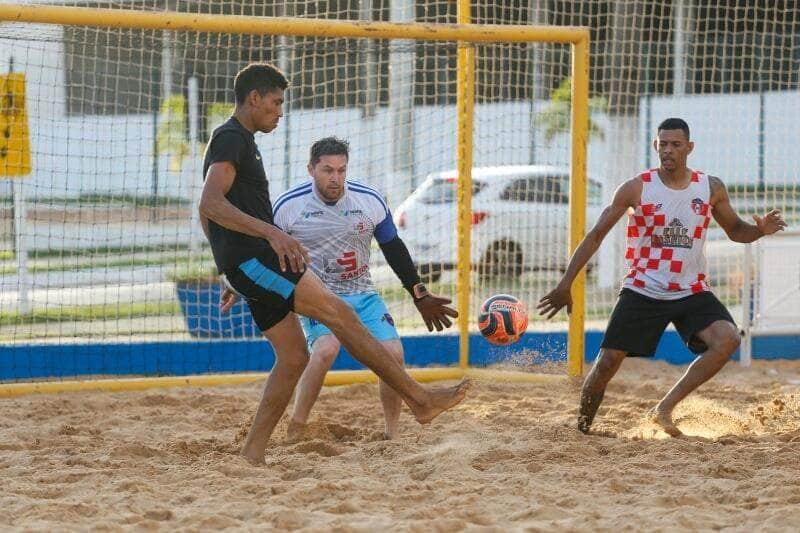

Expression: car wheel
xmin=418 ymin=263 xmax=443 ymax=284
xmin=479 ymin=241 xmax=523 ymax=279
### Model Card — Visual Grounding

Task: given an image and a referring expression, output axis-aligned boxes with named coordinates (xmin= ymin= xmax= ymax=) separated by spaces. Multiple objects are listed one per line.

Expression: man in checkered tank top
xmin=537 ymin=118 xmax=787 ymax=437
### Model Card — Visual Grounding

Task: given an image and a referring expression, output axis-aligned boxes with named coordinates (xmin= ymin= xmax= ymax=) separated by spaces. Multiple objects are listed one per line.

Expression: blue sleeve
xmin=374 ymin=211 xmax=398 ymax=244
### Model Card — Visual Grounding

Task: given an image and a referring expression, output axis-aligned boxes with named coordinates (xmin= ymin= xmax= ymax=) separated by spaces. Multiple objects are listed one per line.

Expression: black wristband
xmin=411 ymin=283 xmax=429 ymax=300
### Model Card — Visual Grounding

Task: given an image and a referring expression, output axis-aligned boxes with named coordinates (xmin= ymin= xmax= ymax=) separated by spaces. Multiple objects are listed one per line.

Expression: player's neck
xmin=657 ymin=166 xmax=691 ymax=189
xmin=232 ymin=109 xmax=256 ymax=133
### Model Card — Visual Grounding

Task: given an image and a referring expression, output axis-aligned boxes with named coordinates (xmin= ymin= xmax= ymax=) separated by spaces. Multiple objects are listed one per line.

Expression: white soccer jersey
xmin=621 ymin=168 xmax=712 ymax=300
xmin=272 ymin=180 xmax=398 ymax=295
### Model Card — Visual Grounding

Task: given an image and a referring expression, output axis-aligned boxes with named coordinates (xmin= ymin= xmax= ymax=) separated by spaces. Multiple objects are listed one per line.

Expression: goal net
xmin=0 ymin=1 xmax=591 ymax=384
xmin=2 ymin=1 xmax=798 ymax=386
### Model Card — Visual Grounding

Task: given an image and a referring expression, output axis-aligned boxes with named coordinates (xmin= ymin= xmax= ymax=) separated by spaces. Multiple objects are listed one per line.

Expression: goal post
xmin=0 ymin=3 xmax=589 ymax=393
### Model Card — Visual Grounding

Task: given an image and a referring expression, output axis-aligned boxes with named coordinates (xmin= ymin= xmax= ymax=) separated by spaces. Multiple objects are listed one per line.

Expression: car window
xmin=557 ymin=176 xmax=604 ymax=206
xmin=500 ymin=176 xmax=567 ymax=204
xmin=416 ymin=178 xmax=486 ymax=204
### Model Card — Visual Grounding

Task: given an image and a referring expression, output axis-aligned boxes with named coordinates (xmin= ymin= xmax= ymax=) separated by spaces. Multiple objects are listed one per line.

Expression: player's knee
xmin=717 ymin=329 xmax=741 ymax=358
xmin=386 ymin=343 xmax=404 ymax=366
xmin=595 ymin=349 xmax=624 ymax=374
xmin=313 ymin=344 xmax=339 ymax=367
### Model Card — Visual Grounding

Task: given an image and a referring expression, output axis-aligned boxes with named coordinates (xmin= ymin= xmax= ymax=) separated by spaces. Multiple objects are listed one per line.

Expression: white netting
xmin=2 ymin=1 xmax=799 ymax=381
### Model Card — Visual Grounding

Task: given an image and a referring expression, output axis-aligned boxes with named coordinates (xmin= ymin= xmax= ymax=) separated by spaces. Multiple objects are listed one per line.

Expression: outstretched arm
xmin=379 ymin=236 xmax=458 ymax=332
xmin=709 ymin=176 xmax=787 ymax=243
xmin=537 ymin=177 xmax=641 ymax=319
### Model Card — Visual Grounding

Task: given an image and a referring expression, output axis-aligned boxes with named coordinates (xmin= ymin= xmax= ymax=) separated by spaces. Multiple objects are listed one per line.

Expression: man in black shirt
xmin=199 ymin=63 xmax=469 ymax=465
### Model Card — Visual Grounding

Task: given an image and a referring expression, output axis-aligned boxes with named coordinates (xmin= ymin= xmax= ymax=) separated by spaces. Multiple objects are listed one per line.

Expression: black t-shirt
xmin=203 ymin=116 xmax=273 ymax=272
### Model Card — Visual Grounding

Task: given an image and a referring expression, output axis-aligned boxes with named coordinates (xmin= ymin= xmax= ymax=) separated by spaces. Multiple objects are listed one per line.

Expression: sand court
xmin=2 ymin=358 xmax=800 ymax=531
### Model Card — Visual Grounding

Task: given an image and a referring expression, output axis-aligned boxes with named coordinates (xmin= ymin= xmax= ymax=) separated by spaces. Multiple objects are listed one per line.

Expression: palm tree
xmin=535 ymin=77 xmax=608 ymax=145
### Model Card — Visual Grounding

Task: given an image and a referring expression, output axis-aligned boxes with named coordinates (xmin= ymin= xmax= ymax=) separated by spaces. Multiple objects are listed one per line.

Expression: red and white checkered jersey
xmin=621 ymin=168 xmax=712 ymax=300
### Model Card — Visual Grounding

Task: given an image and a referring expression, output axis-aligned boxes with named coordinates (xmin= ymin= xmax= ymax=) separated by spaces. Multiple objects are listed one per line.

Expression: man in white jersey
xmin=537 ymin=118 xmax=786 ymax=437
xmin=271 ymin=137 xmax=458 ymax=439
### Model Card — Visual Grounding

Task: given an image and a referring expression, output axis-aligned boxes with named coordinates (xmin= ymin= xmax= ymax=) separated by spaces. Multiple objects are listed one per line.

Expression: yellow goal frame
xmin=0 ymin=3 xmax=589 ymax=397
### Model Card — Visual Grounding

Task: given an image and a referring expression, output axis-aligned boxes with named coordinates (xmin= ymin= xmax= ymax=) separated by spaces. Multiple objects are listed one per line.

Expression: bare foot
xmin=286 ymin=419 xmax=308 ymax=443
xmin=577 ymin=388 xmax=605 ymax=434
xmin=382 ymin=426 xmax=399 ymax=440
xmin=411 ymin=379 xmax=470 ymax=424
xmin=648 ymin=406 xmax=683 ymax=437
xmin=239 ymin=449 xmax=265 ymax=466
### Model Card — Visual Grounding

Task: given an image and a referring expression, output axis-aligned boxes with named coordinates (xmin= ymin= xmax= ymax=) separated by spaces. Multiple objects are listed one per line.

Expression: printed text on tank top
xmin=622 ymin=168 xmax=712 ymax=300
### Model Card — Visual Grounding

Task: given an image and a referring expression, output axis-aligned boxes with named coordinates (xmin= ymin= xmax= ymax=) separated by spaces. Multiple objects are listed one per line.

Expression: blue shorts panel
xmin=300 ymin=292 xmax=399 ymax=348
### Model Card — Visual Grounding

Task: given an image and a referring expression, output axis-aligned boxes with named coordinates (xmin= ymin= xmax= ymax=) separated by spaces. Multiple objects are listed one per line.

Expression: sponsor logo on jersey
xmin=302 ymin=210 xmax=324 ymax=219
xmin=691 ymin=197 xmax=705 ymax=215
xmin=652 ymin=218 xmax=693 ymax=249
xmin=382 ymin=313 xmax=395 ymax=326
xmin=323 ymin=251 xmax=370 ymax=280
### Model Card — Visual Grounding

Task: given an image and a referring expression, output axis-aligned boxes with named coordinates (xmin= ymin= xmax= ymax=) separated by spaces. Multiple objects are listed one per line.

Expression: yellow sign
xmin=0 ymin=73 xmax=32 ymax=177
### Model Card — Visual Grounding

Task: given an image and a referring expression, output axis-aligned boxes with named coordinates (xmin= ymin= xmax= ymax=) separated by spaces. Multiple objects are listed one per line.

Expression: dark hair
xmin=657 ymin=117 xmax=690 ymax=139
xmin=233 ymin=63 xmax=289 ymax=105
xmin=309 ymin=136 xmax=350 ymax=166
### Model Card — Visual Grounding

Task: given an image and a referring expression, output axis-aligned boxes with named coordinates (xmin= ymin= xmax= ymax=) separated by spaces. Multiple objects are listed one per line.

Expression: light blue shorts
xmin=300 ymin=292 xmax=399 ymax=349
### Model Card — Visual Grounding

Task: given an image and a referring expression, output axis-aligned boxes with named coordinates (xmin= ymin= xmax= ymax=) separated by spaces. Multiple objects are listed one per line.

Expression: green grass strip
xmin=0 ymin=301 xmax=182 ymax=327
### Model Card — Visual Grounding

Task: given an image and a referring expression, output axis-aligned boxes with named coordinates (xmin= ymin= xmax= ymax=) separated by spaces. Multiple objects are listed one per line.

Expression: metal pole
xmin=188 ymin=76 xmax=201 ymax=253
xmin=567 ymin=36 xmax=589 ymax=378
xmin=151 ymin=63 xmax=159 ymax=220
xmin=741 ymin=242 xmax=753 ymax=367
xmin=6 ymin=56 xmax=30 ymax=315
xmin=673 ymin=0 xmax=685 ymax=96
xmin=277 ymin=2 xmax=293 ymax=191
xmin=456 ymin=0 xmax=474 ymax=370
xmin=0 ymin=5 xmax=590 ymax=44
xmin=388 ymin=0 xmax=415 ymax=206
xmin=13 ymin=180 xmax=30 ymax=315
xmin=758 ymin=92 xmax=765 ymax=189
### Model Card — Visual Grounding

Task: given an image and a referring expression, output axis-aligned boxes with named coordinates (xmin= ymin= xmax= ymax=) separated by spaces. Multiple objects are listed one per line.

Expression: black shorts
xmin=222 ymin=248 xmax=306 ymax=332
xmin=601 ymin=288 xmax=736 ymax=357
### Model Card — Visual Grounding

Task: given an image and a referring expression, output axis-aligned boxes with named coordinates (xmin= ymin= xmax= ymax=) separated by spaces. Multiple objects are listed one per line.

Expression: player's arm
xmin=709 ymin=175 xmax=786 ymax=243
xmin=199 ymin=161 xmax=309 ymax=273
xmin=537 ymin=177 xmax=641 ymax=319
xmin=375 ymin=213 xmax=458 ymax=332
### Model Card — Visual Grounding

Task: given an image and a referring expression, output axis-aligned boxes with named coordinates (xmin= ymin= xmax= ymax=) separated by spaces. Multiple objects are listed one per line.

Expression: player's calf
xmin=577 ymin=349 xmax=625 ymax=434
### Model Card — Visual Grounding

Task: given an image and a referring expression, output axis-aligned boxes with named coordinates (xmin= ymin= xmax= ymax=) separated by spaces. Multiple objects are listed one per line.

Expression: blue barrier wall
xmin=1 ymin=330 xmax=799 ymax=381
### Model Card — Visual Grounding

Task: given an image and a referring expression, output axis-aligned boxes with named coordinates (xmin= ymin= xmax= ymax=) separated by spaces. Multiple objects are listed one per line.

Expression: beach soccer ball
xmin=478 ymin=294 xmax=528 ymax=346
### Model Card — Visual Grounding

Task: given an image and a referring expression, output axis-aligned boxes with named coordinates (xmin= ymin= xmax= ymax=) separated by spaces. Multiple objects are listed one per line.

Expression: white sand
xmin=2 ymin=358 xmax=800 ymax=531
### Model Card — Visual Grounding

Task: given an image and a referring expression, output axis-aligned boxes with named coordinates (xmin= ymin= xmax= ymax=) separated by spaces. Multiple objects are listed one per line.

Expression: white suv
xmin=395 ymin=165 xmax=603 ymax=282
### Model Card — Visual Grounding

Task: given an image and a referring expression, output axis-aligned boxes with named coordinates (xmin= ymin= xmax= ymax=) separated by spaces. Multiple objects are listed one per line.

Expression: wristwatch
xmin=411 ymin=282 xmax=430 ymax=300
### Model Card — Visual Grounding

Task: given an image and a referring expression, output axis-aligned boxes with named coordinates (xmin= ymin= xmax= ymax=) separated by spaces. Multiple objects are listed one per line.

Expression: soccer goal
xmin=740 ymin=230 xmax=800 ymax=365
xmin=0 ymin=3 xmax=589 ymax=395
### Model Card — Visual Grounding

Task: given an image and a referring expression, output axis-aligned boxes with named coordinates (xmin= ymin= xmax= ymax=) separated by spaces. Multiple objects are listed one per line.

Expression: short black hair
xmin=657 ymin=117 xmax=690 ymax=139
xmin=233 ymin=63 xmax=289 ymax=105
xmin=309 ymin=136 xmax=350 ymax=166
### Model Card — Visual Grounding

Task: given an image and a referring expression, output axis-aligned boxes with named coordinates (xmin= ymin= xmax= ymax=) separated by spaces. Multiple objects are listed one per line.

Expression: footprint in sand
xmin=290 ymin=440 xmax=342 ymax=457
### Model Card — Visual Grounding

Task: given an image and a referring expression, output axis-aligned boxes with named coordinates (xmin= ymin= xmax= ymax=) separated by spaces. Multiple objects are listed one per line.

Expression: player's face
xmin=654 ymin=129 xmax=693 ymax=172
xmin=251 ymin=88 xmax=284 ymax=133
xmin=309 ymin=154 xmax=348 ymax=202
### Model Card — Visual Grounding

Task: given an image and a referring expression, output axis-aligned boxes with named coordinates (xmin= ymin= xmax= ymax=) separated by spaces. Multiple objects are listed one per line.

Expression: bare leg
xmin=240 ymin=313 xmax=309 ymax=464
xmin=379 ymin=339 xmax=405 ymax=439
xmin=293 ymin=271 xmax=468 ymax=424
xmin=652 ymin=320 xmax=740 ymax=437
xmin=287 ymin=335 xmax=340 ymax=441
xmin=578 ymin=348 xmax=626 ymax=434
